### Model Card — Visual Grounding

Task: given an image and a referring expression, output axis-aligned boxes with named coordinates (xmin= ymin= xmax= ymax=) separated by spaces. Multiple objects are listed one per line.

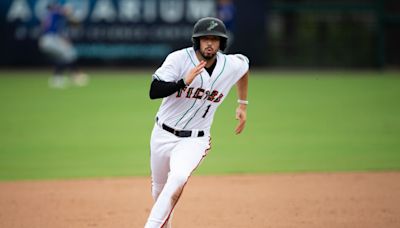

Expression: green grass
xmin=0 ymin=70 xmax=399 ymax=180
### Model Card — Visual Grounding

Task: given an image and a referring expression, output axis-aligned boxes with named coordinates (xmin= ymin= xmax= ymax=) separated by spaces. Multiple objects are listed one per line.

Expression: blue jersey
xmin=42 ymin=7 xmax=66 ymax=35
xmin=218 ymin=3 xmax=235 ymax=31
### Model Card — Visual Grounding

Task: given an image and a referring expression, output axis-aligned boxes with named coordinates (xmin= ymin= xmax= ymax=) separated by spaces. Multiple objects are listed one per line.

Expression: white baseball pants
xmin=38 ymin=34 xmax=77 ymax=63
xmin=145 ymin=123 xmax=211 ymax=228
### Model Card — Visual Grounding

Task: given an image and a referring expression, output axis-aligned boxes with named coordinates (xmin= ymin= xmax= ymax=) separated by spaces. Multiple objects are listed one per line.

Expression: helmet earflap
xmin=192 ymin=37 xmax=199 ymax=50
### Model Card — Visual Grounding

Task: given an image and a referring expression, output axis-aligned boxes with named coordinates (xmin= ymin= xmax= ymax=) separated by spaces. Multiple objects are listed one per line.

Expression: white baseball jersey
xmin=153 ymin=47 xmax=249 ymax=132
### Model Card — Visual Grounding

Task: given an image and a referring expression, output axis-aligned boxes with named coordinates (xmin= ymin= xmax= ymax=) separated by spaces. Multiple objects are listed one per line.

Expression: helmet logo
xmin=207 ymin=21 xmax=218 ymax=31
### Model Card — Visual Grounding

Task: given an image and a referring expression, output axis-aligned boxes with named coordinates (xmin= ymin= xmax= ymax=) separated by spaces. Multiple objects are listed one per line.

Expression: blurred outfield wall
xmin=266 ymin=0 xmax=400 ymax=68
xmin=0 ymin=0 xmax=399 ymax=68
xmin=0 ymin=0 xmax=219 ymax=66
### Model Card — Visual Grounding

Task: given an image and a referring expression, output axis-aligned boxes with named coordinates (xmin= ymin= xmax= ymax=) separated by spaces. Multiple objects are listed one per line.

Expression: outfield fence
xmin=0 ymin=0 xmax=399 ymax=68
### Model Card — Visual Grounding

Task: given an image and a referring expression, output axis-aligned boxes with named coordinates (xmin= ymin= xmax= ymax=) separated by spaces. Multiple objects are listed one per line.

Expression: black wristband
xmin=177 ymin=79 xmax=187 ymax=88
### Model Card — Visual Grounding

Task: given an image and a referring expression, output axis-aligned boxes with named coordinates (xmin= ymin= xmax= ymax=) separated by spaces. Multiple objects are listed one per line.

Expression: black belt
xmin=157 ymin=118 xmax=204 ymax=137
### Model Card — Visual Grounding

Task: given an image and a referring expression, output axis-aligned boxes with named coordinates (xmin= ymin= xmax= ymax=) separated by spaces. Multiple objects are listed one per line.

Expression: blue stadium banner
xmin=0 ymin=0 xmax=217 ymax=66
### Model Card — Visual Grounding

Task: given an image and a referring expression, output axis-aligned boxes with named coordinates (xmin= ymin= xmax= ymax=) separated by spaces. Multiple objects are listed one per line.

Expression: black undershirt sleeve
xmin=149 ymin=79 xmax=186 ymax=99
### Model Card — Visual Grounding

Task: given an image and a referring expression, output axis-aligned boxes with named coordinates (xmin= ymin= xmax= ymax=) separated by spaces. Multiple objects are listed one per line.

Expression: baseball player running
xmin=144 ymin=17 xmax=249 ymax=228
xmin=38 ymin=2 xmax=88 ymax=88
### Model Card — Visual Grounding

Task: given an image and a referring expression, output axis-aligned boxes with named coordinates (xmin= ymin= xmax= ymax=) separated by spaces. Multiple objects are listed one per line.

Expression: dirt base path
xmin=1 ymin=172 xmax=399 ymax=228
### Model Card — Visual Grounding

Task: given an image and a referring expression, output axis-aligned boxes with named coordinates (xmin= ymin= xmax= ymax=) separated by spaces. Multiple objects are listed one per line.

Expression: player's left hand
xmin=235 ymin=105 xmax=247 ymax=134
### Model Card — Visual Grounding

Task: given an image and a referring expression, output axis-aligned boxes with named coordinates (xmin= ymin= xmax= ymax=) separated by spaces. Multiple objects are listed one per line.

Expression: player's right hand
xmin=184 ymin=60 xmax=207 ymax=85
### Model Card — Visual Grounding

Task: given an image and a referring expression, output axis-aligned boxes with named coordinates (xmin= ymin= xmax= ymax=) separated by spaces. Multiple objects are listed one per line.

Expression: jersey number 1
xmin=202 ymin=105 xmax=211 ymax=118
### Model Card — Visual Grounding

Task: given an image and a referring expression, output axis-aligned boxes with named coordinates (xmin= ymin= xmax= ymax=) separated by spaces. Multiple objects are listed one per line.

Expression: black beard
xmin=200 ymin=49 xmax=216 ymax=60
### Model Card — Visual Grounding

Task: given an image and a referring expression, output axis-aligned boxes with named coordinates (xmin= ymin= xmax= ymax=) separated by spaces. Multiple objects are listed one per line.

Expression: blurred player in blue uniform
xmin=218 ymin=0 xmax=236 ymax=52
xmin=38 ymin=2 xmax=88 ymax=88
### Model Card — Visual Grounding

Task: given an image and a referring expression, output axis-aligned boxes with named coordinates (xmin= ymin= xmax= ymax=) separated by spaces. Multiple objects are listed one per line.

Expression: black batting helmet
xmin=192 ymin=17 xmax=228 ymax=52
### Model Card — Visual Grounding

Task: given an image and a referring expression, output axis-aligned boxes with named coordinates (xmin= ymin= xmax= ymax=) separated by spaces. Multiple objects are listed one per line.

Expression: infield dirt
xmin=1 ymin=172 xmax=399 ymax=228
